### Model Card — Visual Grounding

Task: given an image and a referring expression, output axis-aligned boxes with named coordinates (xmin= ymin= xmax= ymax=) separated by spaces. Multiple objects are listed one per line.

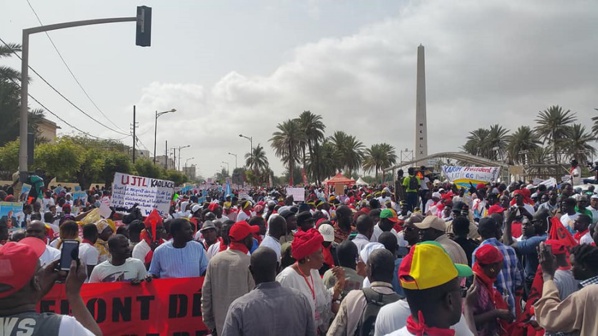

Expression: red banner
xmin=38 ymin=277 xmax=209 ymax=336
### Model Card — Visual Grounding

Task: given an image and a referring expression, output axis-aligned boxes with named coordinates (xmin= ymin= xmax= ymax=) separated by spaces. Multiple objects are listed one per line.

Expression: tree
xmin=163 ymin=170 xmax=188 ymax=186
xmin=245 ymin=143 xmax=269 ymax=184
xmin=0 ymin=140 xmax=20 ymax=173
xmin=100 ymin=151 xmax=133 ymax=186
xmin=362 ymin=143 xmax=397 ymax=183
xmin=506 ymin=126 xmax=541 ymax=164
xmin=328 ymin=131 xmax=364 ymax=175
xmin=34 ymin=138 xmax=85 ymax=183
xmin=296 ymin=111 xmax=326 ymax=182
xmin=134 ymin=159 xmax=163 ymax=179
xmin=486 ymin=124 xmax=510 ymax=161
xmin=307 ymin=139 xmax=337 ymax=181
xmin=462 ymin=128 xmax=490 ymax=157
xmin=270 ymin=119 xmax=304 ymax=186
xmin=535 ymin=105 xmax=576 ymax=164
xmin=563 ymin=124 xmax=596 ymax=164
xmin=592 ymin=108 xmax=598 ymax=136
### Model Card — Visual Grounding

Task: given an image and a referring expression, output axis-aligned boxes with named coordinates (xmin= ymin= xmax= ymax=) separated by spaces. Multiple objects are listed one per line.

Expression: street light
xmin=184 ymin=157 xmax=195 ymax=169
xmin=178 ymin=145 xmax=191 ymax=171
xmin=222 ymin=161 xmax=230 ymax=175
xmin=153 ymin=108 xmax=176 ymax=164
xmin=228 ymin=152 xmax=238 ymax=169
xmin=239 ymin=134 xmax=253 ymax=168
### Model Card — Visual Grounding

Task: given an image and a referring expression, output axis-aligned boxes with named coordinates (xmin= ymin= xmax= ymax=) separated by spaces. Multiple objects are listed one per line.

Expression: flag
xmin=549 ymin=216 xmax=578 ymax=248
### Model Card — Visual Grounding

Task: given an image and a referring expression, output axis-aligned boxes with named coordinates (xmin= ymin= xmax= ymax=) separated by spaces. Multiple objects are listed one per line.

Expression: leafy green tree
xmin=535 ymin=105 xmax=576 ymax=164
xmin=296 ymin=111 xmax=326 ymax=182
xmin=328 ymin=131 xmax=364 ymax=175
xmin=34 ymin=138 xmax=85 ymax=183
xmin=134 ymin=159 xmax=163 ymax=179
xmin=163 ymin=170 xmax=187 ymax=186
xmin=563 ymin=124 xmax=596 ymax=164
xmin=0 ymin=140 xmax=20 ymax=172
xmin=245 ymin=144 xmax=269 ymax=184
xmin=506 ymin=126 xmax=541 ymax=164
xmin=100 ymin=151 xmax=133 ymax=186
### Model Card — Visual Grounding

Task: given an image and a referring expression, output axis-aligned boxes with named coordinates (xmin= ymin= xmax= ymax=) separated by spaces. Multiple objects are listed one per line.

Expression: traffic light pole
xmin=19 ymin=16 xmax=140 ymax=182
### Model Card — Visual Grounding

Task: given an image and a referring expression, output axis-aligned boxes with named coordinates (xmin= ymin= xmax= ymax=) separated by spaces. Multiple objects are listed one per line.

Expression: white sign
xmin=111 ymin=172 xmax=174 ymax=216
xmin=441 ymin=166 xmax=501 ymax=187
xmin=286 ymin=187 xmax=305 ymax=202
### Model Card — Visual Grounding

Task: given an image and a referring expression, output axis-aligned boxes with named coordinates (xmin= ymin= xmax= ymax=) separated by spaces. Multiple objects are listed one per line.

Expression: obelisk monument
xmin=415 ymin=44 xmax=427 ymax=165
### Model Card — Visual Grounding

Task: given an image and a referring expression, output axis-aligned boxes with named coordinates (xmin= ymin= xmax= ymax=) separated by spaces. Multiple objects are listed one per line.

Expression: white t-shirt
xmin=374 ymin=299 xmax=473 ymax=336
xmin=59 ymin=315 xmax=95 ymax=335
xmin=206 ymin=240 xmax=221 ymax=260
xmin=560 ymin=213 xmax=579 ymax=232
xmin=579 ymin=231 xmax=594 ymax=245
xmin=132 ymin=239 xmax=152 ymax=263
xmin=79 ymin=242 xmax=99 ymax=266
xmin=40 ymin=245 xmax=61 ymax=267
xmin=236 ymin=211 xmax=250 ymax=222
xmin=88 ymin=258 xmax=147 ymax=283
xmin=260 ymin=235 xmax=281 ymax=260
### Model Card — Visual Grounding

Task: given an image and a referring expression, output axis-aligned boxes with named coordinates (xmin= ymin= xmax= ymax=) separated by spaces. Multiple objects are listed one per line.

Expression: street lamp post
xmin=153 ymin=109 xmax=176 ymax=164
xmin=184 ymin=157 xmax=194 ymax=169
xmin=222 ymin=161 xmax=230 ymax=175
xmin=178 ymin=145 xmax=191 ymax=171
xmin=238 ymin=134 xmax=253 ymax=168
xmin=228 ymin=152 xmax=238 ymax=169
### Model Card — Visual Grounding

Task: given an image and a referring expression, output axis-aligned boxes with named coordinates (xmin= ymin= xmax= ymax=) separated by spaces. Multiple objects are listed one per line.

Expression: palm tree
xmin=269 ymin=119 xmax=304 ymax=185
xmin=0 ymin=43 xmax=21 ymax=83
xmin=462 ymin=128 xmax=490 ymax=157
xmin=296 ymin=111 xmax=325 ymax=182
xmin=363 ymin=143 xmax=397 ymax=183
xmin=535 ymin=105 xmax=576 ymax=164
xmin=486 ymin=124 xmax=510 ymax=161
xmin=506 ymin=126 xmax=541 ymax=164
xmin=307 ymin=139 xmax=337 ymax=181
xmin=591 ymin=108 xmax=598 ymax=136
xmin=245 ymin=144 xmax=269 ymax=183
xmin=328 ymin=131 xmax=364 ymax=176
xmin=563 ymin=124 xmax=596 ymax=164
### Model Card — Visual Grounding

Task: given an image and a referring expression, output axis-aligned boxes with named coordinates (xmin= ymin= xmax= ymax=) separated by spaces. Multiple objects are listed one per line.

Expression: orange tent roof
xmin=325 ymin=173 xmax=356 ymax=186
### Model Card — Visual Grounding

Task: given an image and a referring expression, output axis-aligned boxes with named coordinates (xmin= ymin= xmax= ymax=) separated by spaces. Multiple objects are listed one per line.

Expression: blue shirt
xmin=473 ymin=238 xmax=524 ymax=313
xmin=149 ymin=240 xmax=208 ymax=278
xmin=392 ymin=258 xmax=404 ymax=297
xmin=516 ymin=234 xmax=547 ymax=279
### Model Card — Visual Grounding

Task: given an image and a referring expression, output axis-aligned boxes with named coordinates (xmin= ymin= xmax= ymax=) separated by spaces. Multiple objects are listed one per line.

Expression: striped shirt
xmin=473 ymin=238 xmax=524 ymax=312
xmin=149 ymin=240 xmax=208 ymax=278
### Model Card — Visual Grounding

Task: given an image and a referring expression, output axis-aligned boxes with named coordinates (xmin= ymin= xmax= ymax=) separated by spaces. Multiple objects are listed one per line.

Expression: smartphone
xmin=60 ymin=239 xmax=80 ymax=271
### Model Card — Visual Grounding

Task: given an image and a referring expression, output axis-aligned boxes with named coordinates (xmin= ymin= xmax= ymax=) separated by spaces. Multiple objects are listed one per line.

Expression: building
xmin=153 ymin=155 xmax=176 ymax=170
xmin=183 ymin=165 xmax=196 ymax=180
xmin=37 ymin=118 xmax=60 ymax=143
xmin=126 ymin=148 xmax=151 ymax=161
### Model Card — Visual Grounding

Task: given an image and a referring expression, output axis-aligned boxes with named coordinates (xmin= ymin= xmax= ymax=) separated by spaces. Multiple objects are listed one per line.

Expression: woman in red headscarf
xmin=276 ymin=228 xmax=345 ymax=335
xmin=465 ymin=245 xmax=515 ymax=336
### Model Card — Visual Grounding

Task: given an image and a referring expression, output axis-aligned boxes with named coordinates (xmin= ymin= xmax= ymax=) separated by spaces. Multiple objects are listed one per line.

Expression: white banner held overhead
xmin=286 ymin=187 xmax=305 ymax=202
xmin=441 ymin=166 xmax=501 ymax=187
xmin=111 ymin=172 xmax=174 ymax=216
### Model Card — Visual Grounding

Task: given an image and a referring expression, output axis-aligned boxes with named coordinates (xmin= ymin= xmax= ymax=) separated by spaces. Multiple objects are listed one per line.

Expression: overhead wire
xmin=0 ymin=36 xmax=129 ymax=136
xmin=25 ymin=0 xmax=127 ymax=133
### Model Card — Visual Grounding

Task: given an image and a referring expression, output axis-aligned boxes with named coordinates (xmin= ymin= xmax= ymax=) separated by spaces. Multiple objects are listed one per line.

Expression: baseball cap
xmin=318 ymin=224 xmax=334 ymax=242
xmin=431 ymin=192 xmax=441 ymax=199
xmin=191 ymin=204 xmax=201 ymax=213
xmin=0 ymin=237 xmax=47 ymax=298
xmin=414 ymin=216 xmax=447 ymax=231
xmin=399 ymin=241 xmax=472 ymax=290
xmin=380 ymin=209 xmax=399 ymax=223
xmin=296 ymin=211 xmax=314 ymax=224
xmin=229 ymin=220 xmax=260 ymax=241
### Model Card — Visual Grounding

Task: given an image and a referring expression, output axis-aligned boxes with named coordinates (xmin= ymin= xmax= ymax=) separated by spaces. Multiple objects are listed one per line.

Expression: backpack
xmin=354 ymin=288 xmax=402 ymax=336
xmin=408 ymin=176 xmax=419 ymax=190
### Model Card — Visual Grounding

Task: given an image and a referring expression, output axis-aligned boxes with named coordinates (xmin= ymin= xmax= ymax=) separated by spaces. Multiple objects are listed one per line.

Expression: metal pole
xmin=178 ymin=148 xmax=181 ymax=171
xmin=19 ymin=16 xmax=137 ymax=181
xmin=18 ymin=33 xmax=29 ymax=181
xmin=132 ymin=105 xmax=136 ymax=163
xmin=153 ymin=111 xmax=158 ymax=164
xmin=164 ymin=140 xmax=167 ymax=170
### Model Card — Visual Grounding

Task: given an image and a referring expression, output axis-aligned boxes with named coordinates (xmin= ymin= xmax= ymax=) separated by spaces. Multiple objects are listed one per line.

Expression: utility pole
xmin=164 ymin=140 xmax=168 ymax=170
xmin=131 ymin=105 xmax=138 ymax=163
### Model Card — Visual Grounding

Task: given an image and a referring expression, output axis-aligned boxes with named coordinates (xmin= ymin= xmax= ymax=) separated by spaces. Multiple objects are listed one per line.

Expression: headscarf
xmin=141 ymin=210 xmax=165 ymax=264
xmin=94 ymin=219 xmax=115 ymax=263
xmin=511 ymin=189 xmax=534 ymax=206
xmin=291 ymin=228 xmax=324 ymax=261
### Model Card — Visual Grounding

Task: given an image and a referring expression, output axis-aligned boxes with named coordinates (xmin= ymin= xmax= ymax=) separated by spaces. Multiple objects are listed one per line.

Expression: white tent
xmin=356 ymin=177 xmax=369 ymax=186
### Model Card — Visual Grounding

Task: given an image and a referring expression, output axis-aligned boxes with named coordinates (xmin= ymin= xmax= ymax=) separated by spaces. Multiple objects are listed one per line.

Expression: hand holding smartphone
xmin=60 ymin=239 xmax=80 ymax=271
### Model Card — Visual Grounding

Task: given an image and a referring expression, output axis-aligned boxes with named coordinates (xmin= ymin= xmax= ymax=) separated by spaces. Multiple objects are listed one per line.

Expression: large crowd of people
xmin=1 ymin=163 xmax=598 ymax=335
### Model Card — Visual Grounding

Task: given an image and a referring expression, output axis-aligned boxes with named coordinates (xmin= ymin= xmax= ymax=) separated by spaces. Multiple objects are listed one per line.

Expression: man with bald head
xmin=222 ymin=247 xmax=315 ymax=336
xmin=26 ymin=220 xmax=60 ymax=267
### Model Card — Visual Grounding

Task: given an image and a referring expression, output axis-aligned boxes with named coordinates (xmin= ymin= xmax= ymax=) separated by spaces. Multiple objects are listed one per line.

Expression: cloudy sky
xmin=2 ymin=0 xmax=597 ymax=178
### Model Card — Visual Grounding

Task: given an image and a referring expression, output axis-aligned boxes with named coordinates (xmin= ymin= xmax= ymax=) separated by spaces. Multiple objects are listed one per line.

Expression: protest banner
xmin=111 ymin=172 xmax=175 ymax=216
xmin=19 ymin=183 xmax=31 ymax=202
xmin=39 ymin=277 xmax=209 ymax=336
xmin=73 ymin=191 xmax=88 ymax=203
xmin=0 ymin=201 xmax=23 ymax=230
xmin=286 ymin=187 xmax=305 ymax=202
xmin=441 ymin=166 xmax=501 ymax=188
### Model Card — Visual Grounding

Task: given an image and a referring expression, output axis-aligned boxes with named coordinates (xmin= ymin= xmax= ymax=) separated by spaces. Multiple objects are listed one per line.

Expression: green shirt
xmin=403 ymin=175 xmax=420 ymax=193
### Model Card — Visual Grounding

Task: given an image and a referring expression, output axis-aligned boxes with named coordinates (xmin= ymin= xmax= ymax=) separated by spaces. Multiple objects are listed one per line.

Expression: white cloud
xmin=136 ymin=0 xmax=598 ymax=178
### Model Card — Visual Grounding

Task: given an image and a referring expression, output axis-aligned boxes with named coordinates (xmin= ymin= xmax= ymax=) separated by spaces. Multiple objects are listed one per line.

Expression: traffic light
xmin=136 ymin=6 xmax=152 ymax=47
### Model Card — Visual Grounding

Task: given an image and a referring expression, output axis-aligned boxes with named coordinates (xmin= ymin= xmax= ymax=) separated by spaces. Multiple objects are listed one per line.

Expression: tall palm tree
xmin=245 ymin=143 xmax=269 ymax=183
xmin=0 ymin=43 xmax=21 ymax=83
xmin=328 ymin=131 xmax=364 ymax=176
xmin=362 ymin=143 xmax=397 ymax=182
xmin=563 ymin=124 xmax=596 ymax=164
xmin=296 ymin=111 xmax=325 ymax=182
xmin=534 ymin=105 xmax=576 ymax=164
xmin=486 ymin=124 xmax=510 ymax=161
xmin=307 ymin=139 xmax=337 ymax=181
xmin=506 ymin=126 xmax=541 ymax=164
xmin=462 ymin=128 xmax=490 ymax=157
xmin=269 ymin=119 xmax=304 ymax=185
xmin=591 ymin=108 xmax=598 ymax=136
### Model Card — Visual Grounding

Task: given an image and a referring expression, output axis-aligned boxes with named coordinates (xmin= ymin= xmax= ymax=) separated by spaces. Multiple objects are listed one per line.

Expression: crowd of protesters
xmin=1 ymin=161 xmax=598 ymax=335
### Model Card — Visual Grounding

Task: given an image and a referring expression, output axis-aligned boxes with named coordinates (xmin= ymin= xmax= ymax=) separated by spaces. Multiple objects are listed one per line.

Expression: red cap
xmin=208 ymin=202 xmax=219 ymax=212
xmin=545 ymin=239 xmax=568 ymax=255
xmin=0 ymin=237 xmax=47 ymax=298
xmin=229 ymin=221 xmax=259 ymax=242
xmin=474 ymin=244 xmax=504 ymax=265
xmin=487 ymin=204 xmax=505 ymax=216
